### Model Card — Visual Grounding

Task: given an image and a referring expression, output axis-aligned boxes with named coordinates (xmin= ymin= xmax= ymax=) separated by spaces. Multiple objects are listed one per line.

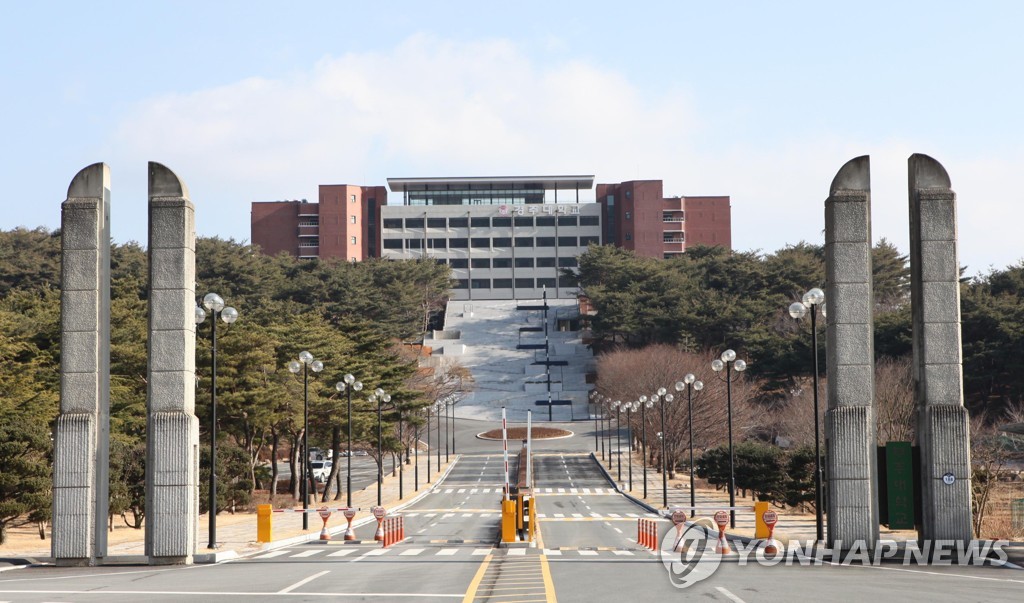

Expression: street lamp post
xmin=436 ymin=401 xmax=443 ymax=469
xmin=639 ymin=395 xmax=653 ymax=499
xmin=656 ymin=386 xmax=669 ymax=509
xmin=289 ymin=351 xmax=323 ymax=530
xmin=589 ymin=391 xmax=600 ymax=453
xmin=334 ymin=374 xmax=362 ymax=509
xmin=674 ymin=374 xmax=702 ymax=517
xmin=789 ymin=287 xmax=826 ymax=542
xmin=426 ymin=405 xmax=432 ymax=484
xmin=195 ymin=293 xmax=238 ymax=549
xmin=712 ymin=349 xmax=747 ymax=529
xmin=611 ymin=400 xmax=622 ymax=481
xmin=444 ymin=397 xmax=450 ymax=462
xmin=396 ymin=399 xmax=404 ymax=500
xmin=626 ymin=402 xmax=639 ymax=492
xmin=371 ymin=388 xmax=389 ymax=507
xmin=449 ymin=396 xmax=457 ymax=455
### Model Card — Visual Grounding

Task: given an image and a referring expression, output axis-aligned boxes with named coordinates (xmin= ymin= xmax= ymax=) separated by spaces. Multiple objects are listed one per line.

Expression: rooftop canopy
xmin=387 ymin=175 xmax=595 ymax=192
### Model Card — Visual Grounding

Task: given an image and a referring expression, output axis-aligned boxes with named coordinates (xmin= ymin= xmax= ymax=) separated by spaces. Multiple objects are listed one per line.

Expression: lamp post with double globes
xmin=626 ymin=401 xmax=640 ymax=492
xmin=712 ymin=349 xmax=746 ymax=529
xmin=589 ymin=391 xmax=601 ymax=453
xmin=655 ymin=386 xmax=669 ymax=509
xmin=288 ymin=351 xmax=323 ymax=530
xmin=334 ymin=374 xmax=362 ymax=508
xmin=639 ymin=395 xmax=653 ymax=499
xmin=610 ymin=400 xmax=622 ymax=481
xmin=194 ymin=293 xmax=238 ymax=549
xmin=370 ymin=388 xmax=390 ymax=507
xmin=789 ymin=286 xmax=826 ymax=542
xmin=674 ymin=374 xmax=703 ymax=517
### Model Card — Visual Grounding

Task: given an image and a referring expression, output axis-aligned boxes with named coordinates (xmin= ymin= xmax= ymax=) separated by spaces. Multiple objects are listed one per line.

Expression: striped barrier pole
xmin=502 ymin=407 xmax=510 ymax=500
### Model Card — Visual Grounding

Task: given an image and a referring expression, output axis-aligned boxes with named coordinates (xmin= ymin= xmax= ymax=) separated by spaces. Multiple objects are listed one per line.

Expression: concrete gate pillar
xmin=145 ymin=162 xmax=200 ymax=564
xmin=908 ymin=154 xmax=973 ymax=542
xmin=824 ymin=156 xmax=880 ymax=548
xmin=53 ymin=164 xmax=111 ymax=566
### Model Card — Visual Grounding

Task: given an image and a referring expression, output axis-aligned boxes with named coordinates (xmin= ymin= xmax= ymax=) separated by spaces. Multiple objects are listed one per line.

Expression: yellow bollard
xmin=501 ymin=499 xmax=517 ymax=543
xmin=754 ymin=501 xmax=769 ymax=538
xmin=257 ymin=504 xmax=273 ymax=543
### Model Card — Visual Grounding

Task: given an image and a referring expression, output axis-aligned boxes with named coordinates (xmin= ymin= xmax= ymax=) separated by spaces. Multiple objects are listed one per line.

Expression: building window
xmin=492 ymin=217 xmax=512 ymax=227
xmin=298 ymin=218 xmax=319 ymax=227
xmin=580 ymin=215 xmax=599 ymax=226
xmin=427 ymin=217 xmax=446 ymax=228
xmin=536 ymin=237 xmax=556 ymax=247
xmin=471 ymin=258 xmax=491 ymax=269
xmin=405 ymin=218 xmax=424 ymax=228
xmin=407 ymin=238 xmax=423 ymax=249
xmin=454 ymin=279 xmax=468 ymax=289
xmin=449 ymin=217 xmax=469 ymax=228
xmin=558 ymin=257 xmax=578 ymax=268
xmin=558 ymin=236 xmax=577 ymax=247
xmin=471 ymin=217 xmax=490 ymax=228
xmin=449 ymin=238 xmax=468 ymax=248
xmin=514 ymin=257 xmax=534 ymax=268
xmin=351 ymin=257 xmax=357 ymax=262
xmin=625 ymin=211 xmax=631 ymax=220
xmin=471 ymin=237 xmax=490 ymax=248
xmin=493 ymin=278 xmax=513 ymax=289
xmin=350 ymin=236 xmax=357 ymax=245
xmin=514 ymin=216 xmax=534 ymax=227
xmin=536 ymin=216 xmax=556 ymax=227
xmin=350 ymin=194 xmax=357 ymax=203
xmin=514 ymin=236 xmax=533 ymax=248
xmin=492 ymin=257 xmax=512 ymax=268
xmin=299 ymin=239 xmax=319 ymax=247
xmin=515 ymin=277 xmax=534 ymax=289
xmin=492 ymin=237 xmax=512 ymax=248
xmin=351 ymin=215 xmax=357 ymax=224
xmin=383 ymin=239 xmax=403 ymax=250
xmin=383 ymin=218 xmax=403 ymax=229
xmin=471 ymin=279 xmax=490 ymax=289
xmin=625 ymin=233 xmax=632 ymax=241
xmin=557 ymin=216 xmax=577 ymax=226
xmin=450 ymin=258 xmax=469 ymax=269
xmin=435 ymin=258 xmax=448 ymax=265
xmin=606 ymin=195 xmax=615 ymax=206
xmin=580 ymin=235 xmax=600 ymax=246
xmin=536 ymin=277 xmax=556 ymax=289
xmin=536 ymin=257 xmax=556 ymax=268
xmin=429 ymin=238 xmax=447 ymax=249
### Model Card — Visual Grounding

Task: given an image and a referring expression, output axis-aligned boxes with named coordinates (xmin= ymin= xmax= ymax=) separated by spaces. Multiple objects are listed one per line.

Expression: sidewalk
xmin=1 ymin=452 xmax=455 ymax=563
xmin=594 ymin=448 xmax=917 ymax=544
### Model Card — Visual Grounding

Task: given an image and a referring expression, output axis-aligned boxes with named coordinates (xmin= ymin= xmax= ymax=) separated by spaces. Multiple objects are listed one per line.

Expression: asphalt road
xmin=2 ymin=426 xmax=1021 ymax=602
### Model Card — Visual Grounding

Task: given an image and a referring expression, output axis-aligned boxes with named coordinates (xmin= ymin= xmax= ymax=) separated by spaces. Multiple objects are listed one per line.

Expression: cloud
xmin=110 ymin=34 xmax=1023 ymax=272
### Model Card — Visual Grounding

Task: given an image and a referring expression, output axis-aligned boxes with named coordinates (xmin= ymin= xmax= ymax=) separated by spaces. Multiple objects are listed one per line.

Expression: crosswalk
xmin=251 ymin=546 xmax=654 ymax=560
xmin=426 ymin=487 xmax=616 ymax=495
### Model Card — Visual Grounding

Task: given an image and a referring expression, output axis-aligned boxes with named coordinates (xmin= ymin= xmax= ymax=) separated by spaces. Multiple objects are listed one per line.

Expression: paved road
xmin=2 ymin=428 xmax=1021 ymax=602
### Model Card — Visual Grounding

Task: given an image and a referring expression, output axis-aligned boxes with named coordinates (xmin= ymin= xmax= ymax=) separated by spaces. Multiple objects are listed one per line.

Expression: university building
xmin=250 ymin=175 xmax=731 ymax=300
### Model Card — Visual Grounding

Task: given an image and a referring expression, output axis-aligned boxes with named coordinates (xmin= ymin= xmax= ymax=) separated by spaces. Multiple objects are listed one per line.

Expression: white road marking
xmin=544 ymin=549 xmax=562 ymax=556
xmin=400 ymin=548 xmax=425 ymax=556
xmin=291 ymin=550 xmax=324 ymax=558
xmin=254 ymin=550 xmax=290 ymax=559
xmin=716 ymin=586 xmax=747 ymax=603
xmin=577 ymin=550 xmax=598 ymax=556
xmin=436 ymin=549 xmax=458 ymax=556
xmin=570 ymin=488 xmax=578 ymax=493
xmin=507 ymin=548 xmax=526 ymax=556
xmin=444 ymin=489 xmax=453 ymax=494
xmin=457 ymin=489 xmax=466 ymax=493
xmin=425 ymin=513 xmax=437 ymax=518
xmin=328 ymin=549 xmax=356 ymax=557
xmin=442 ymin=513 xmax=455 ymax=519
xmin=608 ymin=513 xmax=621 ymax=518
xmin=472 ymin=548 xmax=491 ymax=555
xmin=612 ymin=550 xmax=634 ymax=556
xmin=554 ymin=513 xmax=565 ymax=518
xmin=626 ymin=513 xmax=639 ymax=518
xmin=277 ymin=570 xmax=330 ymax=594
xmin=462 ymin=513 xmax=474 ymax=518
xmin=572 ymin=513 xmax=583 ymax=518
xmin=613 ymin=528 xmax=623 ymax=534
xmin=405 ymin=513 xmax=419 ymax=517
xmin=363 ymin=548 xmax=389 ymax=556
xmin=583 ymin=488 xmax=591 ymax=494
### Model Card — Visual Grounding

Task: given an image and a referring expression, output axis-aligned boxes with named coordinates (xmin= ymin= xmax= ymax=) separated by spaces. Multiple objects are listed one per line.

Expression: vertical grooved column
xmin=145 ymin=162 xmax=199 ymax=565
xmin=909 ymin=154 xmax=972 ymax=542
xmin=54 ymin=163 xmax=110 ymax=566
xmin=824 ymin=156 xmax=880 ymax=548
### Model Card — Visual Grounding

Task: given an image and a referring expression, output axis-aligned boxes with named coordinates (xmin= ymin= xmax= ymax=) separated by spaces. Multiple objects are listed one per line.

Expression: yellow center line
xmin=539 ymin=554 xmax=558 ymax=603
xmin=462 ymin=554 xmax=493 ymax=603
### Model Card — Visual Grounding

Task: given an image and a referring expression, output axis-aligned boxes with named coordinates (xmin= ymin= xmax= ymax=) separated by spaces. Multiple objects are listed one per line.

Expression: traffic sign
xmin=343 ymin=508 xmax=357 ymax=520
xmin=762 ymin=510 xmax=778 ymax=527
xmin=671 ymin=509 xmax=687 ymax=525
xmin=318 ymin=506 xmax=331 ymax=520
xmin=714 ymin=510 xmax=729 ymax=527
xmin=372 ymin=506 xmax=386 ymax=520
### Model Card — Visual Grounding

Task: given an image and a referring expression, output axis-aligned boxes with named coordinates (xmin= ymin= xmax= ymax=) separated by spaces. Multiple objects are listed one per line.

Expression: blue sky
xmin=2 ymin=1 xmax=1022 ymax=274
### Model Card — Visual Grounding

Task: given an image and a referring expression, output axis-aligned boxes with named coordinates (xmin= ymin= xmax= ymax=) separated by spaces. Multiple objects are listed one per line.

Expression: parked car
xmin=311 ymin=460 xmax=332 ymax=482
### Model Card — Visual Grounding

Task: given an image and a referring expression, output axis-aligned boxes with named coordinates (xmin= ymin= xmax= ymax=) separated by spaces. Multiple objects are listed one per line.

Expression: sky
xmin=2 ymin=1 xmax=1022 ymax=275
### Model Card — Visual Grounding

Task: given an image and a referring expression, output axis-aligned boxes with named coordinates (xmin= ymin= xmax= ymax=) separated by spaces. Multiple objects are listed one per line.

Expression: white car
xmin=310 ymin=460 xmax=332 ymax=482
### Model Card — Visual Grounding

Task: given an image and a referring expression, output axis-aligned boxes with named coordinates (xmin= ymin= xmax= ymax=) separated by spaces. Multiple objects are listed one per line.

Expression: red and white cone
xmin=374 ymin=518 xmax=384 ymax=542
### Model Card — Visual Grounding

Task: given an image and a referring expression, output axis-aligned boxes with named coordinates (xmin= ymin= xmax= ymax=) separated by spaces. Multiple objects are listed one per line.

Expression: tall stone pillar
xmin=53 ymin=163 xmax=111 ymax=566
xmin=145 ymin=162 xmax=199 ymax=565
xmin=908 ymin=154 xmax=972 ymax=542
xmin=824 ymin=156 xmax=880 ymax=548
